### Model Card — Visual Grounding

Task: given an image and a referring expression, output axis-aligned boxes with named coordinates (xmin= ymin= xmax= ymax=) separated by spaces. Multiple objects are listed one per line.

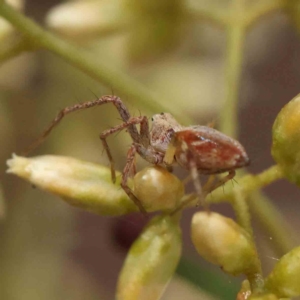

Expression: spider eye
xmin=151 ymin=117 xmax=154 ymax=121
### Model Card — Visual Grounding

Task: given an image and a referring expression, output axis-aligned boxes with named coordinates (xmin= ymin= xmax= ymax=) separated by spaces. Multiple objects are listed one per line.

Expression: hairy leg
xmin=23 ymin=95 xmax=140 ymax=155
xmin=121 ymin=144 xmax=147 ymax=214
xmin=171 ymin=171 xmax=236 ymax=215
xmin=188 ymin=156 xmax=210 ymax=211
xmin=100 ymin=116 xmax=148 ymax=182
xmin=205 ymin=170 xmax=236 ymax=193
xmin=139 ymin=115 xmax=151 ymax=147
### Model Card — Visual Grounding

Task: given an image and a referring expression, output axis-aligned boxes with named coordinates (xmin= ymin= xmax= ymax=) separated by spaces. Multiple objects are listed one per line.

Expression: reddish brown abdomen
xmin=174 ymin=126 xmax=249 ymax=174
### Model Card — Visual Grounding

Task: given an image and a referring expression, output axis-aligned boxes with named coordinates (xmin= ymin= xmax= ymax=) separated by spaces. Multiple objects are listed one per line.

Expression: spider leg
xmin=204 ymin=170 xmax=236 ymax=194
xmin=188 ymin=155 xmax=210 ymax=211
xmin=121 ymin=144 xmax=147 ymax=214
xmin=170 ymin=175 xmax=215 ymax=215
xmin=130 ymin=155 xmax=137 ymax=177
xmin=22 ymin=95 xmax=140 ymax=155
xmin=139 ymin=116 xmax=150 ymax=147
xmin=100 ymin=116 xmax=148 ymax=183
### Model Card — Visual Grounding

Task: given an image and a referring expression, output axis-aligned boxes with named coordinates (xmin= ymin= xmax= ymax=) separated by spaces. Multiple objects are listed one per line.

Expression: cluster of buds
xmin=7 ymin=154 xmax=184 ymax=299
xmin=7 ymin=148 xmax=300 ymax=299
xmin=7 ymin=92 xmax=300 ymax=300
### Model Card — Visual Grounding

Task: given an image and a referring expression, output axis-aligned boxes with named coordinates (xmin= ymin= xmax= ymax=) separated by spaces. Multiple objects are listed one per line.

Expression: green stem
xmin=220 ymin=4 xmax=245 ymax=137
xmin=183 ymin=165 xmax=284 ymax=212
xmin=231 ymin=188 xmax=253 ymax=236
xmin=218 ymin=2 xmax=264 ymax=290
xmin=217 ymin=0 xmax=295 ymax=280
xmin=231 ymin=188 xmax=264 ymax=293
xmin=217 ymin=1 xmax=290 ymax=249
xmin=210 ymin=165 xmax=284 ymax=203
xmin=246 ymin=271 xmax=264 ymax=294
xmin=0 ymin=2 xmax=191 ymax=124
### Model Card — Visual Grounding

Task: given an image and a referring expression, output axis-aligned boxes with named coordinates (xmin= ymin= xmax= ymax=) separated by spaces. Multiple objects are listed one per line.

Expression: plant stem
xmin=231 ymin=188 xmax=253 ymax=235
xmin=0 ymin=2 xmax=191 ymax=124
xmin=210 ymin=165 xmax=284 ymax=203
xmin=218 ymin=0 xmax=296 ymax=275
xmin=220 ymin=9 xmax=245 ymax=137
xmin=231 ymin=188 xmax=265 ymax=292
xmin=218 ymin=2 xmax=265 ymax=289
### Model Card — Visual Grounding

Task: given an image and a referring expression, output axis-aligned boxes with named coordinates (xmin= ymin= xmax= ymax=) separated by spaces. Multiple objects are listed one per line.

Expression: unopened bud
xmin=272 ymin=94 xmax=300 ymax=185
xmin=265 ymin=246 xmax=300 ymax=298
xmin=133 ymin=166 xmax=184 ymax=212
xmin=7 ymin=154 xmax=136 ymax=215
xmin=191 ymin=212 xmax=256 ymax=275
xmin=116 ymin=215 xmax=182 ymax=300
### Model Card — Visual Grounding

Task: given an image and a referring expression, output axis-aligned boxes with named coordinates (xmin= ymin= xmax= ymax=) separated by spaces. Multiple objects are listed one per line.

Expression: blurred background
xmin=1 ymin=0 xmax=300 ymax=299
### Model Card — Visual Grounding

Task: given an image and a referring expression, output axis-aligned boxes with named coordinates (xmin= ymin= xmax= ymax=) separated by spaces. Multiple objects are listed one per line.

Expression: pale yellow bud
xmin=191 ymin=212 xmax=256 ymax=275
xmin=133 ymin=166 xmax=184 ymax=212
xmin=116 ymin=215 xmax=182 ymax=300
xmin=7 ymin=154 xmax=136 ymax=215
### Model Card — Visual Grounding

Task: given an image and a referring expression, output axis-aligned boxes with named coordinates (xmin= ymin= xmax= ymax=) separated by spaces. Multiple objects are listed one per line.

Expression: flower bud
xmin=7 ymin=154 xmax=136 ymax=215
xmin=116 ymin=215 xmax=182 ymax=300
xmin=133 ymin=166 xmax=184 ymax=212
xmin=265 ymin=246 xmax=300 ymax=298
xmin=191 ymin=212 xmax=256 ymax=276
xmin=272 ymin=94 xmax=300 ymax=185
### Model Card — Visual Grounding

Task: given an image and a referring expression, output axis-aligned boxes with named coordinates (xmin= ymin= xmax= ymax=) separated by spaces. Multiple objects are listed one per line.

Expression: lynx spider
xmin=23 ymin=95 xmax=250 ymax=214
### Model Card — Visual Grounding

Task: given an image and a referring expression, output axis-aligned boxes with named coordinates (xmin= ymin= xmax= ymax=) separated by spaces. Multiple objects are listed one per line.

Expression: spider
xmin=23 ymin=95 xmax=250 ymax=214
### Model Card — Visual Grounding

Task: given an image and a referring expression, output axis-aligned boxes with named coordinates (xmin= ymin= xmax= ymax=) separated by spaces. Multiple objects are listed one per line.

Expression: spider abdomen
xmin=173 ymin=126 xmax=250 ymax=174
